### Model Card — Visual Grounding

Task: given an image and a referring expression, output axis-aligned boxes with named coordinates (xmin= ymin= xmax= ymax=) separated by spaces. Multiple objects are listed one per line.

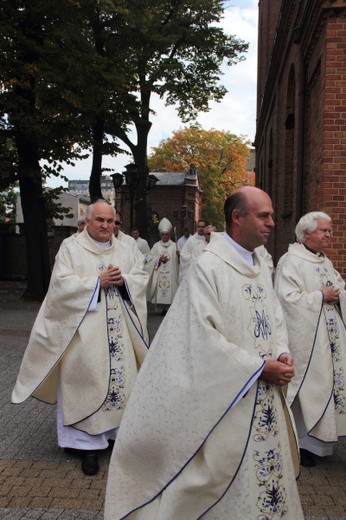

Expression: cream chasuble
xmin=116 ymin=229 xmax=145 ymax=268
xmin=179 ymin=233 xmax=207 ymax=283
xmin=275 ymin=242 xmax=346 ymax=443
xmin=12 ymin=230 xmax=149 ymax=435
xmin=105 ymin=233 xmax=303 ymax=520
xmin=146 ymin=239 xmax=179 ymax=305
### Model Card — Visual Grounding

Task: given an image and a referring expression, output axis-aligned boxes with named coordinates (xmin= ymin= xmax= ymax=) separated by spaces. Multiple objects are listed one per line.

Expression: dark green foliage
xmin=0 ymin=0 xmax=249 ymax=295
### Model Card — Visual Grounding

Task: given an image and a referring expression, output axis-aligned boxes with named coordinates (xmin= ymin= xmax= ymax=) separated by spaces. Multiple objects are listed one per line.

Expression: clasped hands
xmin=260 ymin=353 xmax=295 ymax=387
xmin=100 ymin=264 xmax=124 ymax=288
xmin=160 ymin=254 xmax=169 ymax=263
xmin=322 ymin=285 xmax=340 ymax=305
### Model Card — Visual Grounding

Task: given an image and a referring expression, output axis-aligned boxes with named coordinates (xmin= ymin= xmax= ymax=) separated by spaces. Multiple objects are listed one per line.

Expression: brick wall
xmin=321 ymin=16 xmax=346 ymax=275
xmin=256 ymin=2 xmax=346 ymax=277
xmin=257 ymin=0 xmax=282 ymax=116
xmin=119 ymin=184 xmax=202 ymax=246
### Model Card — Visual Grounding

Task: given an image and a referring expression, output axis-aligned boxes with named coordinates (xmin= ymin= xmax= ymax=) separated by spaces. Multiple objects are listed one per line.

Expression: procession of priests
xmin=11 ymin=188 xmax=345 ymax=517
xmin=11 ymin=200 xmax=149 ymax=476
xmin=274 ymin=211 xmax=346 ymax=467
xmin=104 ymin=187 xmax=304 ymax=520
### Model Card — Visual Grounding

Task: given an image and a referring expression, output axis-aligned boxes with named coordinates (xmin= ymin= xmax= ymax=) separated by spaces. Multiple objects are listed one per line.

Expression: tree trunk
xmin=89 ymin=116 xmax=105 ymax=202
xmin=133 ymin=117 xmax=151 ymax=240
xmin=16 ymin=134 xmax=51 ymax=301
xmin=133 ymin=164 xmax=150 ymax=241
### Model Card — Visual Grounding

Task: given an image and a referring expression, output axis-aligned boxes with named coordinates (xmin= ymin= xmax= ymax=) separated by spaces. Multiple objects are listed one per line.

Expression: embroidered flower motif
xmin=254 ymin=448 xmax=283 ymax=481
xmin=253 ymin=383 xmax=279 ymax=442
xmin=323 ymin=307 xmax=346 ymax=414
xmin=254 ymin=445 xmax=288 ymax=519
xmin=315 ymin=266 xmax=329 ymax=279
xmin=108 ymin=315 xmax=122 ymax=335
xmin=256 ymin=479 xmax=288 ymax=519
xmin=108 ymin=339 xmax=124 ymax=358
xmin=243 ymin=283 xmax=267 ymax=304
xmin=158 ymin=275 xmax=171 ymax=291
xmin=101 ymin=287 xmax=127 ymax=412
xmin=103 ymin=367 xmax=126 ymax=410
xmin=334 ymin=367 xmax=346 ymax=414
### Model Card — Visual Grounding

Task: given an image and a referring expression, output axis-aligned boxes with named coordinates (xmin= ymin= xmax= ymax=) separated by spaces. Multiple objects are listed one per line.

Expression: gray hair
xmin=85 ymin=200 xmax=115 ymax=220
xmin=205 ymin=225 xmax=217 ymax=233
xmin=295 ymin=211 xmax=331 ymax=243
xmin=77 ymin=215 xmax=86 ymax=225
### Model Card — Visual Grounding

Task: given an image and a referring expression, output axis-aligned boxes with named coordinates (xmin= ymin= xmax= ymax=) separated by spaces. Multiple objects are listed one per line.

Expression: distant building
xmin=3 ymin=192 xmax=89 ymax=280
xmin=116 ymin=169 xmax=203 ymax=244
xmin=16 ymin=191 xmax=89 ymax=229
xmin=256 ymin=0 xmax=346 ymax=276
xmin=246 ymin=147 xmax=256 ymax=178
xmin=67 ymin=169 xmax=204 ymax=245
xmin=68 ymin=176 xmax=115 ymax=205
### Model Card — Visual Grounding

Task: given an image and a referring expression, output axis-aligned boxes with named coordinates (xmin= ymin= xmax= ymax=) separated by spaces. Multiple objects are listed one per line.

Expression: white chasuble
xmin=146 ymin=239 xmax=179 ymax=305
xmin=275 ymin=243 xmax=346 ymax=443
xmin=12 ymin=230 xmax=149 ymax=435
xmin=105 ymin=232 xmax=303 ymax=520
xmin=179 ymin=233 xmax=207 ymax=283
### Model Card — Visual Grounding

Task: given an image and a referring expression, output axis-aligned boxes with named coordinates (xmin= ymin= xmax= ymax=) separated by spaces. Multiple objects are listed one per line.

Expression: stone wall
xmin=0 ymin=225 xmax=74 ymax=281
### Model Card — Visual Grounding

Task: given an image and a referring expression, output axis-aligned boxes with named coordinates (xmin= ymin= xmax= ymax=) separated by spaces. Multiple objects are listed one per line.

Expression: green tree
xmin=148 ymin=125 xmax=254 ymax=229
xmin=110 ymin=0 xmax=248 ymax=238
xmin=78 ymin=1 xmax=132 ymax=202
xmin=0 ymin=0 xmax=107 ymax=299
xmin=0 ymin=0 xmax=249 ymax=297
xmin=80 ymin=0 xmax=248 ymax=237
xmin=0 ymin=186 xmax=17 ymax=223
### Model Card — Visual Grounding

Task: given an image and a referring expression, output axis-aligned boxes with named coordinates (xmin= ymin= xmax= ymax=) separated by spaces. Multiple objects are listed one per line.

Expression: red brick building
xmin=116 ymin=170 xmax=203 ymax=246
xmin=255 ymin=0 xmax=346 ymax=276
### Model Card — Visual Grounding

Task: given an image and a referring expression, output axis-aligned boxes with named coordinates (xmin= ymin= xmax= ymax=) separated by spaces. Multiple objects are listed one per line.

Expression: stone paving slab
xmin=1 ymin=509 xmax=103 ymax=519
xmin=0 ymin=281 xmax=345 ymax=519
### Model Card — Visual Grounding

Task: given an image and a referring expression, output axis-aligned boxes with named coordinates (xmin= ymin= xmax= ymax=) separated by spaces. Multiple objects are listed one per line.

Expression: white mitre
xmin=158 ymin=217 xmax=172 ymax=233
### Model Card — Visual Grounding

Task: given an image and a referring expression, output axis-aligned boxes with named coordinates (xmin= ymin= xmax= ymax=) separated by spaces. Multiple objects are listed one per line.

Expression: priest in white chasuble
xmin=146 ymin=217 xmax=179 ymax=316
xmin=274 ymin=211 xmax=346 ymax=467
xmin=178 ymin=218 xmax=208 ymax=283
xmin=105 ymin=187 xmax=304 ymax=520
xmin=12 ymin=200 xmax=149 ymax=476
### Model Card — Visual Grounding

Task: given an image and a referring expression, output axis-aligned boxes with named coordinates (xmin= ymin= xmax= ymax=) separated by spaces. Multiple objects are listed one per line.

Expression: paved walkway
xmin=0 ymin=281 xmax=345 ymax=519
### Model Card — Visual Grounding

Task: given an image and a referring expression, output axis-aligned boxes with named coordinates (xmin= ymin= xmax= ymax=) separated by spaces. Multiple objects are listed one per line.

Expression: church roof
xmin=150 ymin=171 xmax=198 ymax=187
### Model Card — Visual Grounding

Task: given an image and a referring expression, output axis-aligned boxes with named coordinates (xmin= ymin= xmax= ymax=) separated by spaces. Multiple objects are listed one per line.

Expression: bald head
xmin=224 ymin=187 xmax=275 ymax=251
xmin=85 ymin=201 xmax=116 ymax=242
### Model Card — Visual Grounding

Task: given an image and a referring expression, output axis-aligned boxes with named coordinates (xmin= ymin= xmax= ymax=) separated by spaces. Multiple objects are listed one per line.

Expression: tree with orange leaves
xmin=148 ymin=124 xmax=254 ymax=229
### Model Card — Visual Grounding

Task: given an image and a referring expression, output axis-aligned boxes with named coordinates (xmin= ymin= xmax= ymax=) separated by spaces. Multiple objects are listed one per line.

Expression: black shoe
xmin=64 ymin=447 xmax=80 ymax=456
xmin=300 ymin=449 xmax=316 ymax=467
xmin=81 ymin=451 xmax=99 ymax=476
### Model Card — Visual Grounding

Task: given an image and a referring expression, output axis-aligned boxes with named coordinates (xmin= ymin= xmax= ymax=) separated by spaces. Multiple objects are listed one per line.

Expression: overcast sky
xmin=49 ymin=0 xmax=258 ymax=187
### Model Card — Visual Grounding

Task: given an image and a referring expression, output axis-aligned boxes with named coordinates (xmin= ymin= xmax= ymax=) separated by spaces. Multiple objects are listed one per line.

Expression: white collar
xmin=94 ymin=239 xmax=111 ymax=249
xmin=222 ymin=232 xmax=254 ymax=265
